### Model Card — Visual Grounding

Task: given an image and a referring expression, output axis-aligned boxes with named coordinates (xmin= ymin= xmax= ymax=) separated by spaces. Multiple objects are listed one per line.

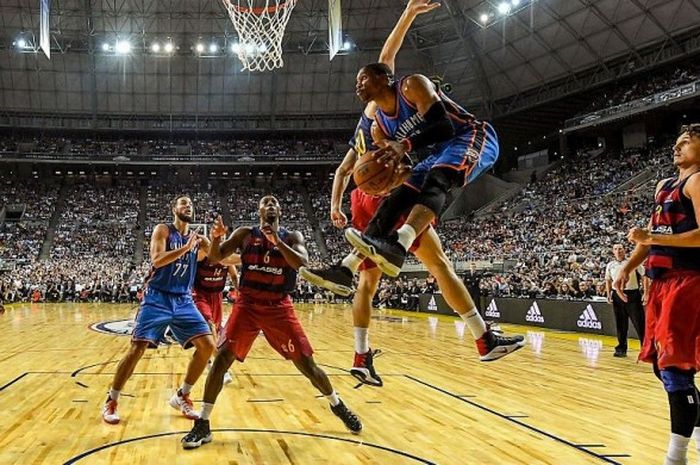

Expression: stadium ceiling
xmin=1 ymin=0 xmax=699 ymax=131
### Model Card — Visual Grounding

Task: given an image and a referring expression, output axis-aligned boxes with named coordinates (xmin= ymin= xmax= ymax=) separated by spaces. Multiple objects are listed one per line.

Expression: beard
xmin=176 ymin=212 xmax=193 ymax=223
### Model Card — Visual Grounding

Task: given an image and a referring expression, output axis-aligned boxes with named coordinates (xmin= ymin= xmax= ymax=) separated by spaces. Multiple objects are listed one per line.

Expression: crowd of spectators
xmin=580 ymin=64 xmax=699 ymax=115
xmin=0 ymin=140 xmax=678 ymax=304
xmin=0 ymin=135 xmax=341 ymax=159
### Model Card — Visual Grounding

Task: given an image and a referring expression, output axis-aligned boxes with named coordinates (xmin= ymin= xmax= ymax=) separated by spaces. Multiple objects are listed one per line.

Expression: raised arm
xmin=379 ymin=0 xmax=440 ymax=73
xmin=150 ymin=224 xmax=201 ymax=269
xmin=208 ymin=216 xmax=249 ymax=264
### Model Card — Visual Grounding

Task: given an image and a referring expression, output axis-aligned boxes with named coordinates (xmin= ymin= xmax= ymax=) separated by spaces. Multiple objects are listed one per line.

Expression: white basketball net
xmin=221 ymin=0 xmax=298 ymax=72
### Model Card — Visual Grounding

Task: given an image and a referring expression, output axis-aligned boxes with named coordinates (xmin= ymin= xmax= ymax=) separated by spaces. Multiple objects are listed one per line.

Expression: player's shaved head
xmin=360 ymin=63 xmax=393 ymax=80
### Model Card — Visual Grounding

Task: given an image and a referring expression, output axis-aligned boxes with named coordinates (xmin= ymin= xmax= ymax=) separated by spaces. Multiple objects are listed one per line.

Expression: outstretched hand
xmin=185 ymin=226 xmax=203 ymax=251
xmin=407 ymin=0 xmax=441 ymax=16
xmin=210 ymin=216 xmax=228 ymax=240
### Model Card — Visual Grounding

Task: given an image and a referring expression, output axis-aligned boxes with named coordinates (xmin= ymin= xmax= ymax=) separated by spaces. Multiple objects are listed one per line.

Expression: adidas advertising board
xmin=417 ymin=295 xmax=636 ymax=338
xmin=525 ymin=302 xmax=545 ymax=323
xmin=484 ymin=299 xmax=500 ymax=318
xmin=577 ymin=305 xmax=603 ymax=330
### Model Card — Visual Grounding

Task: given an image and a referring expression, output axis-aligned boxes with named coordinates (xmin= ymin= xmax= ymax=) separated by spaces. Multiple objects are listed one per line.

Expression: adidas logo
xmin=525 ymin=302 xmax=544 ymax=323
xmin=427 ymin=296 xmax=438 ymax=312
xmin=485 ymin=299 xmax=500 ymax=318
xmin=577 ymin=305 xmax=602 ymax=330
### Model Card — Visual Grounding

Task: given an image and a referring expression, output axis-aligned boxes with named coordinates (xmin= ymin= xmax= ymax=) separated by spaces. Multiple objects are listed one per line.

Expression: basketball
xmin=353 ymin=150 xmax=395 ymax=196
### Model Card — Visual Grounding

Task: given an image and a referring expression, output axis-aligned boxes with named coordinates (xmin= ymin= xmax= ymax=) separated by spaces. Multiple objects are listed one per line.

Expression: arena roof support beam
xmin=85 ymin=0 xmax=98 ymax=127
xmin=575 ymin=0 xmax=643 ymax=63
xmin=440 ymin=0 xmax=495 ymax=116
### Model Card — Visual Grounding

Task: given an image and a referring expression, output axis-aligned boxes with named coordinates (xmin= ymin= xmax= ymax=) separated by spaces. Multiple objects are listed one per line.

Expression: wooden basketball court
xmin=0 ymin=302 xmax=675 ymax=464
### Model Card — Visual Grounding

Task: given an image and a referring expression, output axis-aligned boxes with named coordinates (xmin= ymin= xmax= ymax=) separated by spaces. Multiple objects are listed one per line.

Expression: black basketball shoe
xmin=299 ymin=264 xmax=354 ymax=296
xmin=181 ymin=419 xmax=213 ymax=449
xmin=350 ymin=349 xmax=383 ymax=387
xmin=344 ymin=228 xmax=405 ymax=277
xmin=330 ymin=400 xmax=363 ymax=434
xmin=476 ymin=330 xmax=526 ymax=362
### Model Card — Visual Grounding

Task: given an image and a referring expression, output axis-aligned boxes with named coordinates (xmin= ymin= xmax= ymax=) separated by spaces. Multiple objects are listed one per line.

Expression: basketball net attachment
xmin=221 ymin=0 xmax=297 ymax=72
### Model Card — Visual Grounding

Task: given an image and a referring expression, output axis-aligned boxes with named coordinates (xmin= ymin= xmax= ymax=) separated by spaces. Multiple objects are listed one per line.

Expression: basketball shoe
xmin=169 ymin=390 xmax=199 ymax=419
xmin=476 ymin=330 xmax=526 ymax=362
xmin=344 ymin=228 xmax=404 ymax=277
xmin=101 ymin=397 xmax=120 ymax=424
xmin=299 ymin=264 xmax=354 ymax=296
xmin=350 ymin=349 xmax=383 ymax=387
xmin=330 ymin=400 xmax=362 ymax=434
xmin=181 ymin=419 xmax=212 ymax=449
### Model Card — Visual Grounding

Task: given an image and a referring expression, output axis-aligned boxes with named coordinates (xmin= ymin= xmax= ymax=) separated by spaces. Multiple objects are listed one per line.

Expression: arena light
xmin=231 ymin=42 xmax=240 ymax=53
xmin=195 ymin=43 xmax=205 ymax=53
xmin=479 ymin=13 xmax=489 ymax=24
xmin=209 ymin=43 xmax=218 ymax=53
xmin=101 ymin=43 xmax=110 ymax=52
xmin=115 ymin=40 xmax=131 ymax=54
xmin=497 ymin=2 xmax=511 ymax=15
xmin=244 ymin=43 xmax=255 ymax=54
xmin=16 ymin=38 xmax=27 ymax=49
xmin=511 ymin=0 xmax=521 ymax=6
xmin=151 ymin=42 xmax=161 ymax=53
xmin=342 ymin=40 xmax=352 ymax=50
xmin=164 ymin=42 xmax=174 ymax=53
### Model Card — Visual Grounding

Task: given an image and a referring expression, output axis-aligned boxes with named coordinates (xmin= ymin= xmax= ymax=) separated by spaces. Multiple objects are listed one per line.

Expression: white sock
xmin=692 ymin=427 xmax=700 ymax=453
xmin=459 ymin=308 xmax=488 ymax=339
xmin=341 ymin=252 xmax=363 ymax=273
xmin=108 ymin=388 xmax=120 ymax=401
xmin=200 ymin=402 xmax=215 ymax=420
xmin=354 ymin=327 xmax=369 ymax=354
xmin=325 ymin=391 xmax=341 ymax=407
xmin=396 ymin=224 xmax=417 ymax=251
xmin=179 ymin=382 xmax=194 ymax=396
xmin=666 ymin=432 xmax=690 ymax=463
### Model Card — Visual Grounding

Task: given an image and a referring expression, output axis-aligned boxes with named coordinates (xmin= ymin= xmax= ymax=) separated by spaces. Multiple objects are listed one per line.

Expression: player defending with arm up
xmin=181 ymin=196 xmax=361 ymax=450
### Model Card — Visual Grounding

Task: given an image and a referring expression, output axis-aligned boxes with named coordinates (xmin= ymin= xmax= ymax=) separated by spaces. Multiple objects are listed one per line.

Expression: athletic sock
xmin=200 ymin=402 xmax=215 ymax=421
xmin=666 ymin=433 xmax=690 ymax=464
xmin=396 ymin=224 xmax=417 ymax=251
xmin=179 ymin=382 xmax=194 ymax=396
xmin=108 ymin=388 xmax=120 ymax=402
xmin=459 ymin=308 xmax=488 ymax=339
xmin=354 ymin=327 xmax=369 ymax=354
xmin=325 ymin=391 xmax=341 ymax=407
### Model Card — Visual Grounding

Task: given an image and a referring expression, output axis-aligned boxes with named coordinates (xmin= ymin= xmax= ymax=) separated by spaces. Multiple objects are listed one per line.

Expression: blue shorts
xmin=132 ymin=287 xmax=212 ymax=349
xmin=406 ymin=122 xmax=499 ymax=190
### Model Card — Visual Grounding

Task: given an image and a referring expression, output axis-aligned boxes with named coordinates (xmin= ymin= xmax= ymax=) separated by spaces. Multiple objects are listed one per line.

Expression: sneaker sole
xmin=350 ymin=368 xmax=383 ymax=387
xmin=344 ymin=229 xmax=401 ymax=278
xmin=102 ymin=416 xmax=120 ymax=425
xmin=479 ymin=340 xmax=526 ymax=362
xmin=299 ymin=267 xmax=354 ymax=297
xmin=182 ymin=434 xmax=213 ymax=450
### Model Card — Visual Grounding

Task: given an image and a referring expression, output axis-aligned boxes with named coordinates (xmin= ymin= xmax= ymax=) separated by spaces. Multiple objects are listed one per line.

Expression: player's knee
xmin=417 ymin=168 xmax=460 ymax=215
xmin=660 ymin=368 xmax=695 ymax=393
xmin=129 ymin=341 xmax=148 ymax=358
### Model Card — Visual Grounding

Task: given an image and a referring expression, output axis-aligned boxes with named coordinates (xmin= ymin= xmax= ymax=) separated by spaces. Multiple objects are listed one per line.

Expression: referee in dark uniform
xmin=605 ymin=243 xmax=646 ymax=357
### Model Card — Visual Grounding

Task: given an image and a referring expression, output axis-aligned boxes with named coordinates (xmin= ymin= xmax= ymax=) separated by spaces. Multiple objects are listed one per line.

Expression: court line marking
xmin=61 ymin=429 xmax=437 ymax=465
xmin=0 ymin=373 xmax=28 ymax=392
xmin=405 ymin=374 xmax=626 ymax=465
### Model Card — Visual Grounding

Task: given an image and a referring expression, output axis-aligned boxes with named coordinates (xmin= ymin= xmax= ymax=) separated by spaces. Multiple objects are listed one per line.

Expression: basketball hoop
xmin=221 ymin=0 xmax=298 ymax=72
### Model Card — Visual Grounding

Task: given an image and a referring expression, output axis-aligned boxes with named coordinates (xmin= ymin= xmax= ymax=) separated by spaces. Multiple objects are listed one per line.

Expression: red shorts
xmin=193 ymin=290 xmax=223 ymax=331
xmin=640 ymin=270 xmax=700 ymax=371
xmin=350 ymin=189 xmax=425 ymax=271
xmin=219 ymin=294 xmax=313 ymax=362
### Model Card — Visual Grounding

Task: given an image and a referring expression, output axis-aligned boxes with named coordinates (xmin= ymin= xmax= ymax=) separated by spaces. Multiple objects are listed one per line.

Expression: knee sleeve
xmin=416 ymin=168 xmax=461 ymax=215
xmin=662 ymin=369 xmax=698 ymax=436
xmin=365 ymin=185 xmax=415 ymax=237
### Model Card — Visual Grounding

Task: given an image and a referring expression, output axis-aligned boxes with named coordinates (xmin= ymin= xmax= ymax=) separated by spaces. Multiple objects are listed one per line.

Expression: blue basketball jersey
xmin=145 ymin=224 xmax=198 ymax=295
xmin=348 ymin=112 xmax=377 ymax=156
xmin=374 ymin=76 xmax=479 ymax=144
